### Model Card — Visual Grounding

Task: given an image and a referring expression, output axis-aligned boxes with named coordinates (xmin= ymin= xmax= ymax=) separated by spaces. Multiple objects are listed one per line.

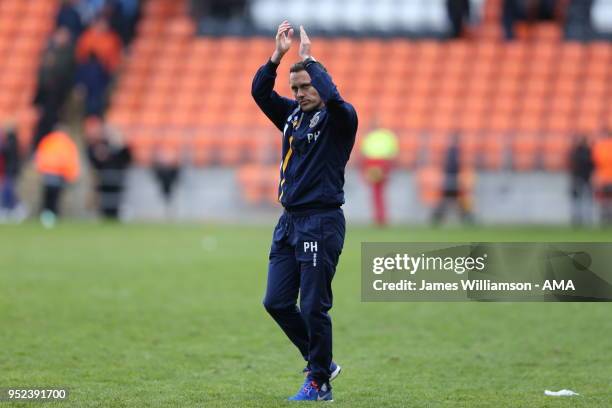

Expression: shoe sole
xmin=330 ymin=364 xmax=342 ymax=382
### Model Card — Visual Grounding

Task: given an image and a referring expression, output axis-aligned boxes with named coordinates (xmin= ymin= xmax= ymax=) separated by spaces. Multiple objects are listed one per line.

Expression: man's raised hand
xmin=298 ymin=25 xmax=311 ymax=61
xmin=271 ymin=20 xmax=293 ymax=64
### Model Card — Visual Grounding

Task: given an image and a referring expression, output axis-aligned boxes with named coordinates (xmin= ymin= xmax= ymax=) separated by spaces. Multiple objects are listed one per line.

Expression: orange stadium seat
xmin=542 ymin=133 xmax=571 ymax=171
xmin=579 ymin=97 xmax=605 ymax=116
xmin=470 ymin=59 xmax=497 ymax=79
xmin=463 ymin=95 xmax=489 ymax=114
xmin=548 ymin=96 xmax=575 ymax=117
xmin=430 ymin=112 xmax=457 ymax=132
xmin=482 ymin=135 xmax=506 ymax=170
xmin=218 ymin=132 xmax=248 ymax=165
xmin=166 ymin=17 xmax=196 ymax=39
xmin=476 ymin=25 xmax=504 ymax=41
xmin=190 ymin=133 xmax=219 ymax=166
xmin=488 ymin=111 xmax=514 ymax=133
xmin=447 ymin=41 xmax=473 ymax=58
xmin=576 ymin=114 xmax=603 ymax=133
xmin=512 ymin=133 xmax=540 ymax=171
xmin=561 ymin=42 xmax=585 ymax=59
xmin=546 ymin=115 xmax=574 ymax=133
xmin=532 ymin=23 xmax=563 ymax=42
xmin=553 ymin=77 xmax=580 ymax=97
xmin=460 ymin=132 xmax=482 ymax=168
xmin=236 ymin=164 xmax=280 ymax=205
xmin=588 ymin=42 xmax=611 ymax=61
xmin=475 ymin=41 xmax=498 ymax=60
xmin=416 ymin=166 xmax=443 ymax=207
xmin=558 ymin=60 xmax=583 ymax=79
xmin=582 ymin=77 xmax=607 ymax=99
xmin=402 ymin=110 xmax=429 ymax=131
xmin=397 ymin=132 xmax=420 ymax=169
xmin=424 ymin=132 xmax=451 ymax=166
xmin=584 ymin=60 xmax=609 ymax=82
xmin=458 ymin=113 xmax=486 ymax=133
xmin=129 ymin=133 xmax=156 ymax=166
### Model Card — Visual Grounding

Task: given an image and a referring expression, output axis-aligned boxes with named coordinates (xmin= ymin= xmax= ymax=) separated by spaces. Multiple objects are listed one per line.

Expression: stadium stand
xmin=9 ymin=0 xmax=597 ymax=207
xmin=105 ymin=1 xmax=608 ymax=204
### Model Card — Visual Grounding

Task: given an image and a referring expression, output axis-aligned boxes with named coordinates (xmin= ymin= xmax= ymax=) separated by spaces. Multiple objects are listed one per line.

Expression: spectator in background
xmin=104 ymin=0 xmax=141 ymax=45
xmin=502 ymin=0 xmax=559 ymax=40
xmin=191 ymin=0 xmax=247 ymax=20
xmin=35 ymin=128 xmax=81 ymax=228
xmin=431 ymin=133 xmax=474 ymax=224
xmin=77 ymin=0 xmax=107 ymax=26
xmin=56 ymin=0 xmax=84 ymax=41
xmin=568 ymin=135 xmax=594 ymax=226
xmin=85 ymin=117 xmax=131 ymax=220
xmin=360 ymin=125 xmax=399 ymax=226
xmin=593 ymin=130 xmax=612 ymax=225
xmin=447 ymin=0 xmax=471 ymax=38
xmin=32 ymin=27 xmax=76 ymax=150
xmin=76 ymin=16 xmax=122 ymax=74
xmin=76 ymin=53 xmax=111 ymax=116
xmin=153 ymin=147 xmax=181 ymax=218
xmin=191 ymin=0 xmax=249 ymax=35
xmin=0 ymin=122 xmax=24 ymax=222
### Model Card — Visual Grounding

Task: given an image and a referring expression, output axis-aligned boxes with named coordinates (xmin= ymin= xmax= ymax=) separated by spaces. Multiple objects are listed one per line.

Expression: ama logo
xmin=542 ymin=280 xmax=575 ymax=291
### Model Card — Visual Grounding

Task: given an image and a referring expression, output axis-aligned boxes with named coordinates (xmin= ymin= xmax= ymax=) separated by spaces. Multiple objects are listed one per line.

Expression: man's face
xmin=290 ymin=70 xmax=323 ymax=112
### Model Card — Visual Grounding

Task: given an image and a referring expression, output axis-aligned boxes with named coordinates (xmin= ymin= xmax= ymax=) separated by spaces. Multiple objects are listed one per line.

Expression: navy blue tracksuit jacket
xmin=251 ymin=58 xmax=357 ymax=386
xmin=251 ymin=59 xmax=357 ymax=209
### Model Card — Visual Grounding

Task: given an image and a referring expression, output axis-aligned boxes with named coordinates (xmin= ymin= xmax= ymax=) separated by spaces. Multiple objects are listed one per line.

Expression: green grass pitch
xmin=1 ymin=223 xmax=611 ymax=407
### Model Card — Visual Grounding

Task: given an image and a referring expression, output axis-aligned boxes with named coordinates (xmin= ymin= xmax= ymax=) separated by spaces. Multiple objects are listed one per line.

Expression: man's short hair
xmin=289 ymin=61 xmax=327 ymax=73
xmin=289 ymin=61 xmax=306 ymax=73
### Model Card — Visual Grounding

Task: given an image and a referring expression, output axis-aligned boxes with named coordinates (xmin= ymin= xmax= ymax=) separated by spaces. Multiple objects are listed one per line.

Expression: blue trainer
xmin=302 ymin=362 xmax=342 ymax=382
xmin=329 ymin=362 xmax=342 ymax=382
xmin=288 ymin=380 xmax=333 ymax=402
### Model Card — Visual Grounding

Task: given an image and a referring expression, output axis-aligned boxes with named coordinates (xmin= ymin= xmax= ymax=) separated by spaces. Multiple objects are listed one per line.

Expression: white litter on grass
xmin=544 ymin=389 xmax=580 ymax=397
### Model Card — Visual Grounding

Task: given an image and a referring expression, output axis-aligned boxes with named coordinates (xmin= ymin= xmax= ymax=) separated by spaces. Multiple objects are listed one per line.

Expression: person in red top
xmin=359 ymin=124 xmax=399 ymax=226
xmin=76 ymin=16 xmax=122 ymax=73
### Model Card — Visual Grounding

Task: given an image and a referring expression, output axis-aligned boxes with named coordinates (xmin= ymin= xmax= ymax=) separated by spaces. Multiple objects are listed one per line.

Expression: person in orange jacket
xmin=592 ymin=130 xmax=612 ymax=225
xmin=35 ymin=129 xmax=80 ymax=226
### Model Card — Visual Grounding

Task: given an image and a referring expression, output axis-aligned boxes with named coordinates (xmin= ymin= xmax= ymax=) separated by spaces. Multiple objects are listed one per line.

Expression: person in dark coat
xmin=502 ymin=0 xmax=559 ymax=40
xmin=76 ymin=53 xmax=111 ymax=117
xmin=432 ymin=133 xmax=474 ymax=224
xmin=153 ymin=147 xmax=181 ymax=218
xmin=56 ymin=0 xmax=84 ymax=41
xmin=568 ymin=135 xmax=594 ymax=226
xmin=0 ymin=122 xmax=22 ymax=218
xmin=32 ymin=27 xmax=76 ymax=150
xmin=86 ymin=120 xmax=131 ymax=219
xmin=447 ymin=0 xmax=471 ymax=38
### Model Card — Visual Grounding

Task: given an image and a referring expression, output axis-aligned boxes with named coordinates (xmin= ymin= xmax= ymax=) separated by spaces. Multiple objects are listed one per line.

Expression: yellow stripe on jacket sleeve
xmin=282 ymin=136 xmax=294 ymax=172
xmin=278 ymin=137 xmax=294 ymax=202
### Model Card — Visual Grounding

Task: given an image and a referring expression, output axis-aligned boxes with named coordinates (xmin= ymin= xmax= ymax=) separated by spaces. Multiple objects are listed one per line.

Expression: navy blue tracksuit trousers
xmin=263 ymin=208 xmax=345 ymax=384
